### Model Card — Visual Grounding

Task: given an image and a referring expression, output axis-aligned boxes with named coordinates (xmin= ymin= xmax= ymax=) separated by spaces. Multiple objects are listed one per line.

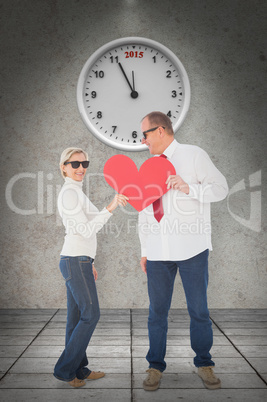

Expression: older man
xmin=138 ymin=111 xmax=228 ymax=391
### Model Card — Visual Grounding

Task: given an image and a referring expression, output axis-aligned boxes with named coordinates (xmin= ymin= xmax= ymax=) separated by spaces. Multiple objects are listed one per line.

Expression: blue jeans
xmin=54 ymin=256 xmax=100 ymax=382
xmin=146 ymin=249 xmax=214 ymax=372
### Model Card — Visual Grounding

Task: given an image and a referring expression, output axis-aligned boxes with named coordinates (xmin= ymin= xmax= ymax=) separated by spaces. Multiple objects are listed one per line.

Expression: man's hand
xmin=166 ymin=175 xmax=189 ymax=194
xmin=140 ymin=257 xmax=147 ymax=274
xmin=92 ymin=264 xmax=98 ymax=281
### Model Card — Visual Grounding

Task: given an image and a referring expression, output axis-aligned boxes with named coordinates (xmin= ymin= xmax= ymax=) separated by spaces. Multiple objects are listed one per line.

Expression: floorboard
xmin=0 ymin=309 xmax=266 ymax=401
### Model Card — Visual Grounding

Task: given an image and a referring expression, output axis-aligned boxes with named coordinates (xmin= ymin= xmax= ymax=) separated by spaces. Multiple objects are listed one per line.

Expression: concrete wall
xmin=1 ymin=0 xmax=266 ymax=309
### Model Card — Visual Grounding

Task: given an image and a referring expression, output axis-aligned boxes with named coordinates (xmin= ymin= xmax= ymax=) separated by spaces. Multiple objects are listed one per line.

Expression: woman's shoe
xmin=68 ymin=377 xmax=86 ymax=387
xmin=86 ymin=371 xmax=105 ymax=380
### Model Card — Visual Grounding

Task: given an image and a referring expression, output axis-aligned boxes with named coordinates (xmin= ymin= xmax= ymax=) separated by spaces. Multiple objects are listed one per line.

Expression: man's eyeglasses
xmin=142 ymin=126 xmax=165 ymax=139
xmin=64 ymin=161 xmax=90 ymax=169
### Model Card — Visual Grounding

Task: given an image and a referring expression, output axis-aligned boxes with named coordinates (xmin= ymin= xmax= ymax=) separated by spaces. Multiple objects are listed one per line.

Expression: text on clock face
xmin=125 ymin=51 xmax=144 ymax=58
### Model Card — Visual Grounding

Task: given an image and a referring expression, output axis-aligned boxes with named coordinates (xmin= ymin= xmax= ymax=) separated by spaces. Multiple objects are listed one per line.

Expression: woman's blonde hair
xmin=59 ymin=147 xmax=89 ymax=178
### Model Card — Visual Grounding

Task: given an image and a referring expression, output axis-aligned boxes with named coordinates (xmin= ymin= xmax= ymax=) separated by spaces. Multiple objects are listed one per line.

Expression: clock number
xmin=172 ymin=90 xmax=177 ymax=98
xmin=167 ymin=111 xmax=172 ymax=118
xmin=94 ymin=70 xmax=104 ymax=78
xmin=166 ymin=70 xmax=171 ymax=78
xmin=152 ymin=56 xmax=156 ymax=63
xmin=110 ymin=56 xmax=119 ymax=63
xmin=97 ymin=111 xmax=102 ymax=119
xmin=132 ymin=131 xmax=137 ymax=138
xmin=112 ymin=126 xmax=117 ymax=133
xmin=91 ymin=91 xmax=97 ymax=98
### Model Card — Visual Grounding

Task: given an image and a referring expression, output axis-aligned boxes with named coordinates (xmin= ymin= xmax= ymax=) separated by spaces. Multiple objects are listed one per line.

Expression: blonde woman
xmin=54 ymin=147 xmax=128 ymax=387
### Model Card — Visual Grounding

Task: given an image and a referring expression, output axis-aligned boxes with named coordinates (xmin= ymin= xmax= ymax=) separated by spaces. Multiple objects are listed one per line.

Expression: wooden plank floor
xmin=0 ymin=309 xmax=266 ymax=401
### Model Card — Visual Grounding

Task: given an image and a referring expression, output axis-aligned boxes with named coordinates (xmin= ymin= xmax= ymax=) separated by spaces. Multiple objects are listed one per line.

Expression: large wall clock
xmin=77 ymin=37 xmax=190 ymax=151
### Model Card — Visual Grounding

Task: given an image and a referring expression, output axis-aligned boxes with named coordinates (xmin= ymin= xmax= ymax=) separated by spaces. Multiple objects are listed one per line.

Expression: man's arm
xmin=166 ymin=148 xmax=228 ymax=203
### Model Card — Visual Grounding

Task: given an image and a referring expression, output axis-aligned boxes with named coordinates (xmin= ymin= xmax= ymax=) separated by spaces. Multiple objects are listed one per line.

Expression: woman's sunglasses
xmin=64 ymin=161 xmax=90 ymax=169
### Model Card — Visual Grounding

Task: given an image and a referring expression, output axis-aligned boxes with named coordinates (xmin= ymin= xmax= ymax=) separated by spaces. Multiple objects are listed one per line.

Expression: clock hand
xmin=131 ymin=71 xmax=138 ymax=99
xmin=132 ymin=71 xmax=135 ymax=90
xmin=118 ymin=62 xmax=138 ymax=99
xmin=118 ymin=62 xmax=133 ymax=90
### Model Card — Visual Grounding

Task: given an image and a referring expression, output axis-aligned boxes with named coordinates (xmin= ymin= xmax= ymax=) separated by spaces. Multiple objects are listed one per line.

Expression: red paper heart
xmin=103 ymin=155 xmax=176 ymax=212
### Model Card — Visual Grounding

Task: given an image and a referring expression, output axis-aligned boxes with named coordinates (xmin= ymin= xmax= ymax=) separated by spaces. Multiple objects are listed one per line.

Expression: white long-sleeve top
xmin=58 ymin=177 xmax=112 ymax=258
xmin=138 ymin=139 xmax=229 ymax=261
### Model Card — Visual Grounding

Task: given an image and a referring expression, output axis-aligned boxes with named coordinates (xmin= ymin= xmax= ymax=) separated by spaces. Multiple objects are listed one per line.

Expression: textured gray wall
xmin=0 ymin=0 xmax=266 ymax=308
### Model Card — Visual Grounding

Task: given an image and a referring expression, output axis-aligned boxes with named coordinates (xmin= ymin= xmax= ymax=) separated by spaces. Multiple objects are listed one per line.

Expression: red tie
xmin=153 ymin=154 xmax=167 ymax=222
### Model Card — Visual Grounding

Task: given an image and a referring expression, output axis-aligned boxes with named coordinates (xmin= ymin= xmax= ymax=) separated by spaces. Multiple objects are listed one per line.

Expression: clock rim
xmin=77 ymin=36 xmax=190 ymax=152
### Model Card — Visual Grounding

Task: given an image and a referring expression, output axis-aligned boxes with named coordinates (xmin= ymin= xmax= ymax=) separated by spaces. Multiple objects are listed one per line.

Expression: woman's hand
xmin=107 ymin=194 xmax=129 ymax=212
xmin=92 ymin=264 xmax=98 ymax=281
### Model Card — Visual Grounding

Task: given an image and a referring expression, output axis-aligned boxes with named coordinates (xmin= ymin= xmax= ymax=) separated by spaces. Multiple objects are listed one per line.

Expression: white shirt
xmin=138 ymin=140 xmax=229 ymax=261
xmin=58 ymin=177 xmax=112 ymax=258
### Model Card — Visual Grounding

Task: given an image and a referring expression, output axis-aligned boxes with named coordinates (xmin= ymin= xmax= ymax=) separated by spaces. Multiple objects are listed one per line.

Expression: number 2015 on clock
xmin=125 ymin=51 xmax=144 ymax=58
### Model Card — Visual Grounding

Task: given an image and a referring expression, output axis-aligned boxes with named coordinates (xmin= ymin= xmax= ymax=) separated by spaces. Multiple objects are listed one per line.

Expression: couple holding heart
xmin=54 ymin=111 xmax=228 ymax=391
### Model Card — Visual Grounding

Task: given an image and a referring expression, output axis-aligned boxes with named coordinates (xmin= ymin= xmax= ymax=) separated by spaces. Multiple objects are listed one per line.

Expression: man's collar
xmin=162 ymin=139 xmax=179 ymax=159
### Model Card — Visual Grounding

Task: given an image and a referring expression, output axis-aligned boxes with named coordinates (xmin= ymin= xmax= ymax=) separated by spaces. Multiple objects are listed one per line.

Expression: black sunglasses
xmin=64 ymin=161 xmax=90 ymax=169
xmin=142 ymin=126 xmax=165 ymax=139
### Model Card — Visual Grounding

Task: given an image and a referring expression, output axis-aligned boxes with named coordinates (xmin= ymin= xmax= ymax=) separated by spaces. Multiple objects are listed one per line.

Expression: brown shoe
xmin=143 ymin=368 xmax=162 ymax=391
xmin=68 ymin=377 xmax=86 ymax=387
xmin=86 ymin=371 xmax=105 ymax=380
xmin=198 ymin=366 xmax=221 ymax=390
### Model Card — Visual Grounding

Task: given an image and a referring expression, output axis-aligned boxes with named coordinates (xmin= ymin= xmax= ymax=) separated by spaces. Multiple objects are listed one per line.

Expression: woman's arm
xmin=59 ymin=187 xmax=128 ymax=239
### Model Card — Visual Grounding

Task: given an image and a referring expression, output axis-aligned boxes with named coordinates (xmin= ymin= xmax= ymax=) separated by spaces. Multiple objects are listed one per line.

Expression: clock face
xmin=77 ymin=37 xmax=190 ymax=151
